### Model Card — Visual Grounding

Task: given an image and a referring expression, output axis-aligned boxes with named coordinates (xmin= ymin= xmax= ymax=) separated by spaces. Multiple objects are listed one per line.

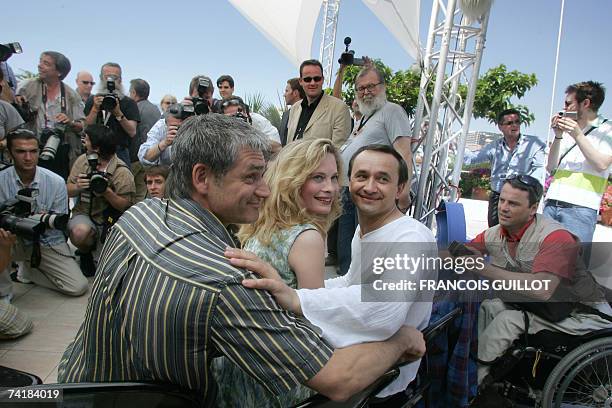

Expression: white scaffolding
xmin=412 ymin=0 xmax=491 ymax=227
xmin=318 ymin=0 xmax=341 ymax=89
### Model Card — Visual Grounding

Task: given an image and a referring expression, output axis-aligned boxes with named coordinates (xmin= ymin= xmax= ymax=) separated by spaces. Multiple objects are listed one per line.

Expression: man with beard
xmin=84 ymin=62 xmax=140 ymax=167
xmin=286 ymin=59 xmax=351 ymax=149
xmin=14 ymin=51 xmax=85 ymax=176
xmin=333 ymin=66 xmax=413 ymax=275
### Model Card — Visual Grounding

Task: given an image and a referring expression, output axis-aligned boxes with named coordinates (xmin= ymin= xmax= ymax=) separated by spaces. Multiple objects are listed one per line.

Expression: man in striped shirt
xmin=58 ymin=114 xmax=426 ymax=404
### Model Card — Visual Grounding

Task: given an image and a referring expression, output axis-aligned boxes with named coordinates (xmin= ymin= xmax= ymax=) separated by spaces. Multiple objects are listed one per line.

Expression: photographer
xmin=221 ymin=96 xmax=281 ymax=153
xmin=14 ymin=51 xmax=85 ymax=178
xmin=0 ymin=228 xmax=33 ymax=339
xmin=138 ymin=103 xmax=185 ymax=166
xmin=67 ymin=124 xmax=135 ymax=275
xmin=84 ymin=62 xmax=140 ymax=168
xmin=0 ymin=129 xmax=87 ymax=298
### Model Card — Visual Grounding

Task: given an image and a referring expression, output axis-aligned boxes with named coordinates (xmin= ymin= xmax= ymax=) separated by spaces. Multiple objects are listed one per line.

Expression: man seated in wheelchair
xmin=460 ymin=175 xmax=612 ymax=389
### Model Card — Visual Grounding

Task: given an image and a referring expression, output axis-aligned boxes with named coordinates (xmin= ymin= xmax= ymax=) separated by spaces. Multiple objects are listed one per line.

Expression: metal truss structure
xmin=318 ymin=0 xmax=341 ymax=89
xmin=412 ymin=0 xmax=491 ymax=227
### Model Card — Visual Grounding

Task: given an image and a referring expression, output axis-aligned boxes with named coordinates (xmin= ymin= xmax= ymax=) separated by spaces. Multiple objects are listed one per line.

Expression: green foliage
xmin=340 ymin=61 xmax=537 ymax=124
xmin=470 ymin=64 xmax=538 ymax=125
xmin=15 ymin=69 xmax=38 ymax=84
xmin=244 ymin=92 xmax=283 ymax=132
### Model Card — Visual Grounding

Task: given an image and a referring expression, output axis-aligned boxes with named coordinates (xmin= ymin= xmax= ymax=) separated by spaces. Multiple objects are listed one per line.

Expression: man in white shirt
xmin=226 ymin=144 xmax=437 ymax=399
xmin=544 ymin=81 xmax=612 ymax=265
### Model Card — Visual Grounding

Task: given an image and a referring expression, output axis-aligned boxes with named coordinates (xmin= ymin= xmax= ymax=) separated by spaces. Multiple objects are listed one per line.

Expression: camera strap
xmin=556 ymin=122 xmax=603 ymax=167
xmin=41 ymin=82 xmax=67 ymax=128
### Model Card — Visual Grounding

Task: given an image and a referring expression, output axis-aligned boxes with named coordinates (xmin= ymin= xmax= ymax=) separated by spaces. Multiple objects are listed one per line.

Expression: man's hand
xmin=14 ymin=95 xmax=26 ymax=106
xmin=394 ymin=326 xmax=426 ymax=364
xmin=555 ymin=116 xmax=583 ymax=140
xmin=112 ymin=100 xmax=123 ymax=117
xmin=55 ymin=113 xmax=71 ymax=124
xmin=225 ymin=248 xmax=302 ymax=314
xmin=550 ymin=115 xmax=564 ymax=139
xmin=92 ymin=95 xmax=104 ymax=111
xmin=75 ymin=174 xmax=91 ymax=191
xmin=162 ymin=125 xmax=179 ymax=147
xmin=0 ymin=228 xmax=16 ymax=248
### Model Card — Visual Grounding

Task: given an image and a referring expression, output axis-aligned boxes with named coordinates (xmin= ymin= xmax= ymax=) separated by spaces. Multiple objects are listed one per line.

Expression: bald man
xmin=75 ymin=71 xmax=95 ymax=102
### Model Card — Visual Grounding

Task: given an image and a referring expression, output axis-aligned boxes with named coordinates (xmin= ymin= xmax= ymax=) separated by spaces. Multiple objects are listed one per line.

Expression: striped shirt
xmin=57 ymin=198 xmax=332 ymax=404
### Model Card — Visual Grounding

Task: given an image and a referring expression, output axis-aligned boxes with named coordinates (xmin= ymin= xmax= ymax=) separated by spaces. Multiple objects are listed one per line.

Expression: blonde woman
xmin=159 ymin=94 xmax=177 ymax=113
xmin=213 ymin=138 xmax=343 ymax=407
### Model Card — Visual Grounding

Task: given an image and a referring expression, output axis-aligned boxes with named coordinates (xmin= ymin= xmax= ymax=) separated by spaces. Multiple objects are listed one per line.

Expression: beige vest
xmin=483 ymin=214 xmax=605 ymax=303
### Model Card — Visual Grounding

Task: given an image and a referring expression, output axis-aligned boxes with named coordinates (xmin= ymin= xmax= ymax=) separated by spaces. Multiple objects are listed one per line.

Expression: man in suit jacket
xmin=286 ymin=60 xmax=351 ymax=149
xmin=279 ymin=78 xmax=304 ymax=146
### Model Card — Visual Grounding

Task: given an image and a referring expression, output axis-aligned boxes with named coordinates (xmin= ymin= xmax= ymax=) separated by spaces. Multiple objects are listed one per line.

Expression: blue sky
xmin=4 ymin=0 xmax=610 ymax=139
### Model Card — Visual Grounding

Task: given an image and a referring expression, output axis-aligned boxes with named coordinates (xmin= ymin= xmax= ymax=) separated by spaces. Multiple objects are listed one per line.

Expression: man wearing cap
xmin=15 ymin=51 xmax=85 ymax=176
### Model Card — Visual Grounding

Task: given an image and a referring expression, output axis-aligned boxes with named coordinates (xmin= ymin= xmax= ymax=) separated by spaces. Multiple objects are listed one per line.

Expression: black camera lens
xmin=90 ymin=174 xmax=108 ymax=195
xmin=101 ymin=94 xmax=117 ymax=111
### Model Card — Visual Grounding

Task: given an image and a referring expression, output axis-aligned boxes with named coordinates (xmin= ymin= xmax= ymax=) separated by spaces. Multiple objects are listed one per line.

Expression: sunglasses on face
xmin=502 ymin=120 xmax=520 ymax=126
xmin=302 ymin=76 xmax=322 ymax=83
xmin=81 ymin=81 xmax=95 ymax=86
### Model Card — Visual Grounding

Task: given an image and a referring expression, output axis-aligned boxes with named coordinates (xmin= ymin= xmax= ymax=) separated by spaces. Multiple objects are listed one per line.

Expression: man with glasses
xmin=286 ymin=59 xmax=351 ymax=149
xmin=464 ymin=108 xmax=545 ymax=227
xmin=460 ymin=175 xmax=612 ymax=388
xmin=333 ymin=66 xmax=414 ymax=275
xmin=75 ymin=71 xmax=95 ymax=103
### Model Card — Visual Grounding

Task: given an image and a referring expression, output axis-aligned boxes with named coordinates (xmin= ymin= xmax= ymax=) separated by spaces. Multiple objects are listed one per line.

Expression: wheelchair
xmin=479 ymin=326 xmax=612 ymax=408
xmin=0 ymin=308 xmax=462 ymax=408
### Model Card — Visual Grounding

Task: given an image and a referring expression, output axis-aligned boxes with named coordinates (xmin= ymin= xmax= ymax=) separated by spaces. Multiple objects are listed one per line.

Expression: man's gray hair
xmin=166 ymin=114 xmax=271 ymax=199
xmin=355 ymin=67 xmax=385 ymax=87
xmin=100 ymin=62 xmax=122 ymax=80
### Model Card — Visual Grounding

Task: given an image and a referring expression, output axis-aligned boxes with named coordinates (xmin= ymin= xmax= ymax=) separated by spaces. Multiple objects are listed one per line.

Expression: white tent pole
xmin=545 ymin=0 xmax=565 ymax=146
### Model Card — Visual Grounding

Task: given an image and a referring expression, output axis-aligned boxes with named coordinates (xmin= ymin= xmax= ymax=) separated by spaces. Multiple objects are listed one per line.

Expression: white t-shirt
xmin=546 ymin=116 xmax=612 ymax=209
xmin=297 ymin=215 xmax=438 ymax=397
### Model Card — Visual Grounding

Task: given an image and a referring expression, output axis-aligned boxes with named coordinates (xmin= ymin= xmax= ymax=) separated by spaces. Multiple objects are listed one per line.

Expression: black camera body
xmin=100 ymin=77 xmax=119 ymax=112
xmin=191 ymin=77 xmax=211 ymax=115
xmin=338 ymin=37 xmax=364 ymax=66
xmin=39 ymin=123 xmax=66 ymax=161
xmin=0 ymin=42 xmax=22 ymax=62
xmin=0 ymin=188 xmax=68 ymax=240
xmin=167 ymin=103 xmax=195 ymax=121
xmin=86 ymin=153 xmax=109 ymax=195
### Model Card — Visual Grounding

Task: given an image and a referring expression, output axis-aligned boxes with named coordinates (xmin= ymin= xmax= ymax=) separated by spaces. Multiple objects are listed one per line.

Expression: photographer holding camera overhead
xmin=67 ymin=124 xmax=135 ymax=276
xmin=0 ymin=129 xmax=87 ymax=305
xmin=84 ymin=62 xmax=140 ymax=168
xmin=14 ymin=51 xmax=84 ymax=179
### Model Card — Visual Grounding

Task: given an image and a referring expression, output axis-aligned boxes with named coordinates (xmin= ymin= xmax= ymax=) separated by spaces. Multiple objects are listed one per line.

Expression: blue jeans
xmin=543 ymin=202 xmax=598 ymax=267
xmin=337 ymin=187 xmax=358 ymax=275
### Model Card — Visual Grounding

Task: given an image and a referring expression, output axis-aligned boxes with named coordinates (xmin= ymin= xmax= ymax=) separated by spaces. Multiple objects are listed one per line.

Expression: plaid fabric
xmin=0 ymin=301 xmax=32 ymax=340
xmin=425 ymin=277 xmax=479 ymax=407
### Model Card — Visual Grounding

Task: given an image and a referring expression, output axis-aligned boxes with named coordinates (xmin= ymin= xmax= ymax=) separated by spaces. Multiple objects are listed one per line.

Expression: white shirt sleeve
xmin=138 ymin=118 xmax=171 ymax=166
xmin=297 ymin=285 xmax=411 ymax=348
xmin=251 ymin=112 xmax=281 ymax=144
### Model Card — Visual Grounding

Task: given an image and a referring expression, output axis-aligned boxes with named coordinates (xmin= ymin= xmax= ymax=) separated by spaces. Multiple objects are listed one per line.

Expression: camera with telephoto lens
xmin=0 ymin=188 xmax=69 ymax=240
xmin=39 ymin=123 xmax=66 ymax=161
xmin=167 ymin=103 xmax=194 ymax=121
xmin=191 ymin=77 xmax=211 ymax=115
xmin=100 ymin=77 xmax=119 ymax=112
xmin=86 ymin=153 xmax=109 ymax=195
xmin=338 ymin=37 xmax=364 ymax=66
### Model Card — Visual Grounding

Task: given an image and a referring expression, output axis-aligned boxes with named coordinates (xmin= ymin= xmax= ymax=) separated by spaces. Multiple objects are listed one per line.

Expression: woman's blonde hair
xmin=238 ymin=138 xmax=343 ymax=245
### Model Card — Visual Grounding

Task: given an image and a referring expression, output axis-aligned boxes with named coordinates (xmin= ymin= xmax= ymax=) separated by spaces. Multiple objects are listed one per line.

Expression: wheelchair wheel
xmin=541 ymin=337 xmax=612 ymax=408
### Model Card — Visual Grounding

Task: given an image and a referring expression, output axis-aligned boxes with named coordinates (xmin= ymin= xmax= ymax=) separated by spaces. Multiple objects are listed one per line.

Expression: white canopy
xmin=228 ymin=0 xmax=324 ymax=67
xmin=228 ymin=0 xmax=421 ymax=68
